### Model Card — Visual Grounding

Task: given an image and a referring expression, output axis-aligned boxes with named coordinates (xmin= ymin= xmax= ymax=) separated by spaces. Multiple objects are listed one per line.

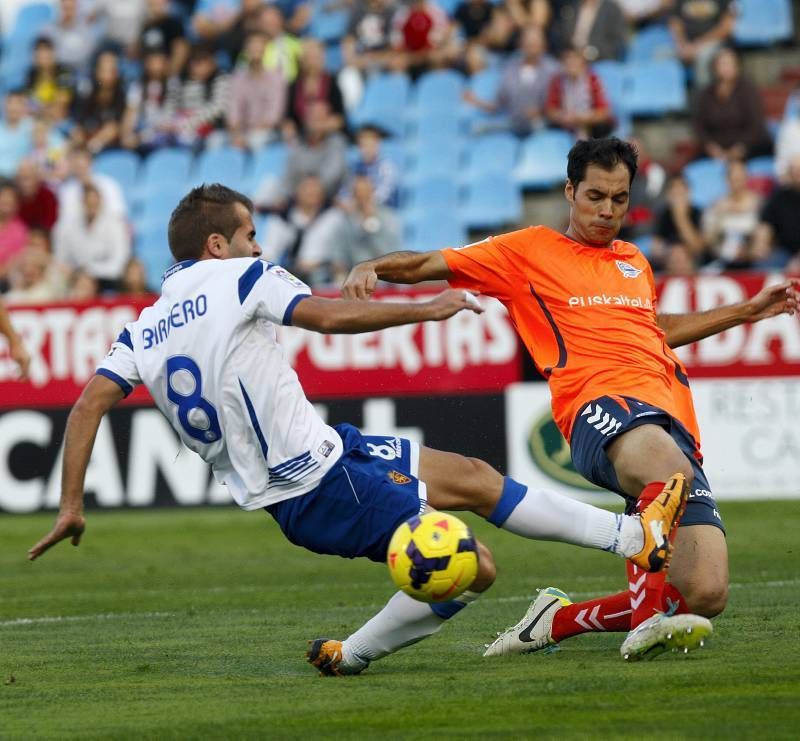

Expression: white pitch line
xmin=0 ymin=611 xmax=177 ymax=628
xmin=2 ymin=579 xmax=798 ymax=628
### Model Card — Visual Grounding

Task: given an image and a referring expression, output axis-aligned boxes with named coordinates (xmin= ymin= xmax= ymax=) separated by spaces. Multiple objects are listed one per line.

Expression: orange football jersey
xmin=442 ymin=225 xmax=701 ymax=449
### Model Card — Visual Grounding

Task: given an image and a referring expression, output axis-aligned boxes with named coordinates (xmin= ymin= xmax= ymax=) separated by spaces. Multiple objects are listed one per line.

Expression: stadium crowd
xmin=0 ymin=0 xmax=797 ymax=301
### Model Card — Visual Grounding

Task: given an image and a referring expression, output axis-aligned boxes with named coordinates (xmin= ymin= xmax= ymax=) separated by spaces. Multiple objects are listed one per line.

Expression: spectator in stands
xmin=342 ymin=0 xmax=400 ymax=81
xmin=463 ymin=25 xmax=560 ymax=137
xmin=328 ymin=175 xmax=402 ymax=282
xmin=390 ymin=0 xmax=456 ymax=79
xmin=0 ymin=91 xmax=34 ymax=179
xmin=274 ymin=100 xmax=348 ymax=208
xmin=545 ymin=46 xmax=613 ymax=139
xmin=226 ymin=32 xmax=287 ymax=151
xmin=750 ymin=154 xmax=800 ymax=272
xmin=260 ymin=4 xmax=303 ymax=84
xmin=702 ymin=159 xmax=762 ymax=270
xmin=41 ymin=0 xmax=105 ymax=76
xmin=261 ymin=174 xmax=342 ymax=284
xmin=26 ymin=37 xmax=76 ymax=116
xmin=669 ymin=0 xmax=735 ymax=88
xmin=93 ymin=0 xmax=148 ymax=55
xmin=67 ymin=269 xmax=100 ymax=300
xmin=15 ymin=159 xmax=58 ymax=233
xmin=59 ymin=146 xmax=127 ymax=222
xmin=121 ymin=48 xmax=180 ymax=153
xmin=616 ymin=0 xmax=673 ymax=28
xmin=620 ymin=137 xmax=666 ymax=241
xmin=211 ymin=0 xmax=267 ymax=65
xmin=72 ymin=51 xmax=128 ymax=155
xmin=505 ymin=0 xmax=550 ymax=31
xmin=139 ymin=0 xmax=190 ymax=76
xmin=170 ymin=44 xmax=230 ymax=148
xmin=340 ymin=124 xmax=400 ymax=209
xmin=0 ymin=180 xmax=30 ymax=288
xmin=553 ymin=0 xmax=628 ymax=61
xmin=30 ymin=117 xmax=69 ymax=184
xmin=650 ymin=173 xmax=706 ymax=272
xmin=774 ymin=108 xmax=800 ymax=184
xmin=119 ymin=257 xmax=151 ymax=296
xmin=53 ymin=183 xmax=131 ymax=292
xmin=453 ymin=0 xmax=496 ymax=46
xmin=274 ymin=0 xmax=313 ymax=35
xmin=691 ymin=47 xmax=772 ymax=163
xmin=192 ymin=0 xmax=242 ymax=50
xmin=285 ymin=39 xmax=347 ymax=141
xmin=3 ymin=242 xmax=65 ymax=304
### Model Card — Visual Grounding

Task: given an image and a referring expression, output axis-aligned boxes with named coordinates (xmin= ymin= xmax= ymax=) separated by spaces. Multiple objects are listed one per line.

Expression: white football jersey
xmin=96 ymin=257 xmax=344 ymax=510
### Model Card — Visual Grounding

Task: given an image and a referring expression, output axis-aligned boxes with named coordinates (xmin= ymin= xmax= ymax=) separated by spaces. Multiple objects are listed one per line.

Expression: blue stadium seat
xmin=246 ymin=142 xmax=287 ymax=196
xmin=3 ymin=3 xmax=54 ymax=45
xmin=462 ymin=67 xmax=505 ymax=133
xmin=514 ymin=129 xmax=574 ymax=189
xmin=410 ymin=111 xmax=463 ymax=141
xmin=746 ymin=156 xmax=776 ymax=179
xmin=683 ymin=158 xmax=727 ymax=209
xmin=136 ymin=147 xmax=193 ymax=207
xmin=405 ymin=210 xmax=467 ymax=252
xmin=734 ymin=0 xmax=793 ymax=45
xmin=409 ymin=69 xmax=465 ymax=121
xmin=624 ymin=59 xmax=687 ymax=117
xmin=308 ymin=9 xmax=350 ymax=43
xmin=462 ymin=173 xmax=522 ymax=229
xmin=94 ymin=150 xmax=140 ymax=195
xmin=404 ymin=176 xmax=461 ymax=215
xmin=463 ymin=132 xmax=519 ymax=183
xmin=405 ymin=137 xmax=465 ymax=184
xmin=191 ymin=146 xmax=248 ymax=189
xmin=626 ymin=25 xmax=677 ymax=63
xmin=351 ymin=73 xmax=411 ymax=138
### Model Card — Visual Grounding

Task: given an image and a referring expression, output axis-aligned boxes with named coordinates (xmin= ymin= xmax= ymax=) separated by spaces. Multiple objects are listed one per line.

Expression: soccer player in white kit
xmin=29 ymin=184 xmax=687 ymax=676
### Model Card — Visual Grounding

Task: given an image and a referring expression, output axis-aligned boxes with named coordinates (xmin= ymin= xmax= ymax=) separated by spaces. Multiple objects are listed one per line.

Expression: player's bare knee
xmin=471 ymin=541 xmax=496 ymax=592
xmin=683 ymin=581 xmax=728 ymax=618
xmin=462 ymin=457 xmax=503 ymax=510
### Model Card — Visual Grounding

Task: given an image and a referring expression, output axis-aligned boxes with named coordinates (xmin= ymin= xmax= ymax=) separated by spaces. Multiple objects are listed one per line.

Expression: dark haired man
xmin=343 ymin=137 xmax=800 ymax=660
xmin=30 ymin=183 xmax=686 ymax=676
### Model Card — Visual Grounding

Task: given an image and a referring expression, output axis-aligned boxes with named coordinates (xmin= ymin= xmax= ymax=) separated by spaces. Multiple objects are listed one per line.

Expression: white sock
xmin=342 ymin=590 xmax=480 ymax=667
xmin=501 ymin=486 xmax=643 ymax=557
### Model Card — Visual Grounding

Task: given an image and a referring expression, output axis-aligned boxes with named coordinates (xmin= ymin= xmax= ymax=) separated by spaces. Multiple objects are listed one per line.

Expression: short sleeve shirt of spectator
xmin=141 ymin=14 xmax=186 ymax=54
xmin=673 ymin=0 xmax=733 ymax=40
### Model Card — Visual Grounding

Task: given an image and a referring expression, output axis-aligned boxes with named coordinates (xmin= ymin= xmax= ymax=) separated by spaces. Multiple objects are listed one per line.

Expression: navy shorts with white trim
xmin=265 ymin=423 xmax=426 ymax=562
xmin=570 ymin=395 xmax=724 ymax=532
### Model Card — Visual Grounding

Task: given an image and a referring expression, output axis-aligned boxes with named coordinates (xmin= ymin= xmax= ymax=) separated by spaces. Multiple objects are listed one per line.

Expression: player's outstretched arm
xmin=291 ymin=289 xmax=482 ymax=334
xmin=28 ymin=375 xmax=125 ymax=561
xmin=658 ymin=279 xmax=799 ymax=348
xmin=0 ymin=300 xmax=30 ymax=380
xmin=342 ymin=250 xmax=453 ymax=300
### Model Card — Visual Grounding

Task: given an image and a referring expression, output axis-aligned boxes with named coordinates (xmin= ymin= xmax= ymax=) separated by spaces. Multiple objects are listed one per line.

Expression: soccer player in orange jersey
xmin=343 ymin=137 xmax=800 ymax=660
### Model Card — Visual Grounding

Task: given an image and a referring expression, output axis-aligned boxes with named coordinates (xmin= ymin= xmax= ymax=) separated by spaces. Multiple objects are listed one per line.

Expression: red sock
xmin=662 ymin=583 xmax=689 ymax=615
xmin=551 ymin=590 xmax=632 ymax=641
xmin=628 ymin=481 xmax=688 ymax=627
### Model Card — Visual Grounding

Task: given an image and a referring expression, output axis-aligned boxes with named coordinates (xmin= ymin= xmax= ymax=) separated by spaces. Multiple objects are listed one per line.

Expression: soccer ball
xmin=387 ymin=512 xmax=479 ymax=603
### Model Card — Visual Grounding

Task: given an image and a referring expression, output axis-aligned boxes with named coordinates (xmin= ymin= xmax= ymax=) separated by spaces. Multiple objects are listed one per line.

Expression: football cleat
xmin=620 ymin=613 xmax=713 ymax=662
xmin=483 ymin=587 xmax=572 ymax=657
xmin=306 ymin=638 xmax=367 ymax=677
xmin=630 ymin=473 xmax=689 ymax=572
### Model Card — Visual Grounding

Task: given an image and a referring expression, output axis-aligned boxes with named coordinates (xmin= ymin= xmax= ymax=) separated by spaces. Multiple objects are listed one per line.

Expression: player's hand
xmin=28 ymin=511 xmax=86 ymax=561
xmin=426 ymin=289 xmax=484 ymax=320
xmin=744 ymin=279 xmax=799 ymax=323
xmin=9 ymin=338 xmax=30 ymax=381
xmin=342 ymin=262 xmax=378 ymax=300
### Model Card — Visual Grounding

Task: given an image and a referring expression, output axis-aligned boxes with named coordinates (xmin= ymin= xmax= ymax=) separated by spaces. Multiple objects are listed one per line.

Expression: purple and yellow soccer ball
xmin=387 ymin=512 xmax=479 ymax=603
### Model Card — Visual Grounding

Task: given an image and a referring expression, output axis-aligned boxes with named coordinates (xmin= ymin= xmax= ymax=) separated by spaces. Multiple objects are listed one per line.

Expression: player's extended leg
xmin=416 ymin=446 xmax=679 ymax=572
xmin=308 ymin=539 xmax=497 ymax=676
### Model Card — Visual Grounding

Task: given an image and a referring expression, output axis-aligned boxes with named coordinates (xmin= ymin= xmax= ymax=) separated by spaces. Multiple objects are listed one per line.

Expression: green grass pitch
xmin=2 ymin=501 xmax=800 ymax=739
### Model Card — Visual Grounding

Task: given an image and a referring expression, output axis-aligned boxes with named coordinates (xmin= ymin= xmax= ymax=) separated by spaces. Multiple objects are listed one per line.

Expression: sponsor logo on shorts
xmin=581 ymin=403 xmax=622 ymax=436
xmin=388 ymin=470 xmax=411 ymax=485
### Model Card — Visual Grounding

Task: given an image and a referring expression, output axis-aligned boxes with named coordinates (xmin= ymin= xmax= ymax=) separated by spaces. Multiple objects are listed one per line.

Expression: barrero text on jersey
xmin=143 ymin=294 xmax=208 ymax=350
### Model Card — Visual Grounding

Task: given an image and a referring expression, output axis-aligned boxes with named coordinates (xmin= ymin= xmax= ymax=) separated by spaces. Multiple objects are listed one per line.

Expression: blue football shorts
xmin=569 ymin=395 xmax=724 ymax=533
xmin=265 ymin=423 xmax=427 ymax=562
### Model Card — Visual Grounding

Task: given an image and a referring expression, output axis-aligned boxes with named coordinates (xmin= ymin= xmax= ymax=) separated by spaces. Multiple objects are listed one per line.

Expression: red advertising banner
xmin=656 ymin=272 xmax=800 ymax=378
xmin=0 ymin=289 xmax=521 ymax=408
